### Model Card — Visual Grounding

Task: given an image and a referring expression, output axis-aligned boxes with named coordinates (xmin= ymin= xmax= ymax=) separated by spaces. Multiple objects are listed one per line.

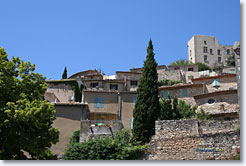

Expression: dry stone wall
xmin=146 ymin=120 xmax=240 ymax=160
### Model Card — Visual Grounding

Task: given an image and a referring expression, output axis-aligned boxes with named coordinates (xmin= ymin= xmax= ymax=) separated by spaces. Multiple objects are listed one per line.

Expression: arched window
xmin=208 ymin=98 xmax=215 ymax=104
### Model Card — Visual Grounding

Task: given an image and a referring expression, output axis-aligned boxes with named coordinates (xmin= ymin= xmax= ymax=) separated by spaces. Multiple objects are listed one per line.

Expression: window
xmin=174 ymin=67 xmax=180 ymax=70
xmin=217 ymin=49 xmax=220 ymax=55
xmin=90 ymin=82 xmax=98 ymax=88
xmin=212 ymin=79 xmax=220 ymax=87
xmin=110 ymin=84 xmax=118 ymax=90
xmin=182 ymin=88 xmax=187 ymax=97
xmin=132 ymin=95 xmax=137 ymax=106
xmin=218 ymin=57 xmax=222 ymax=63
xmin=130 ymin=80 xmax=138 ymax=86
xmin=188 ymin=67 xmax=194 ymax=71
xmin=210 ymin=49 xmax=213 ymax=55
xmin=204 ymin=55 xmax=208 ymax=62
xmin=190 ymin=50 xmax=192 ymax=56
xmin=227 ymin=49 xmax=230 ymax=55
xmin=204 ymin=40 xmax=207 ymax=45
xmin=163 ymin=91 xmax=168 ymax=99
xmin=203 ymin=47 xmax=208 ymax=53
xmin=208 ymin=98 xmax=215 ymax=104
xmin=95 ymin=97 xmax=104 ymax=108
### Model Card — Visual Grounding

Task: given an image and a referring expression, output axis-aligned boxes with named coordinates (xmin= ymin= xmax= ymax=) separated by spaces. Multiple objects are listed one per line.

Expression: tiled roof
xmin=191 ymin=74 xmax=236 ymax=82
xmin=194 ymin=89 xmax=237 ymax=99
xmin=159 ymin=83 xmax=204 ymax=90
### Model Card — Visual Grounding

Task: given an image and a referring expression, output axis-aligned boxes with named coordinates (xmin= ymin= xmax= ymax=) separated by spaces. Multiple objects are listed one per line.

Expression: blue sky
xmin=0 ymin=0 xmax=240 ymax=80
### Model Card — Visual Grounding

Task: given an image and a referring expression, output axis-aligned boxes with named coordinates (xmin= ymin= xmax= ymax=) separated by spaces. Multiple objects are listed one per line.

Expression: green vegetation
xmin=158 ymin=79 xmax=181 ymax=87
xmin=169 ymin=59 xmax=193 ymax=66
xmin=159 ymin=95 xmax=210 ymax=120
xmin=226 ymin=53 xmax=236 ymax=67
xmin=63 ymin=129 xmax=147 ymax=160
xmin=196 ymin=109 xmax=210 ymax=120
xmin=133 ymin=39 xmax=160 ymax=144
xmin=195 ymin=62 xmax=211 ymax=72
xmin=62 ymin=66 xmax=67 ymax=79
xmin=0 ymin=47 xmax=59 ymax=159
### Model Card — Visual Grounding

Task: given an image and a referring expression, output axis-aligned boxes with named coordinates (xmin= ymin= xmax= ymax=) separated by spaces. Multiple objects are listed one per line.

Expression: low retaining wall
xmin=146 ymin=120 xmax=240 ymax=160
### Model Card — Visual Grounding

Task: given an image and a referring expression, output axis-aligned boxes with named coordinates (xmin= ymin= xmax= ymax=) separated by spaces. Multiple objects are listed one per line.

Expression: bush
xmin=69 ymin=129 xmax=80 ymax=144
xmin=63 ymin=129 xmax=147 ymax=160
xmin=158 ymin=79 xmax=181 ymax=87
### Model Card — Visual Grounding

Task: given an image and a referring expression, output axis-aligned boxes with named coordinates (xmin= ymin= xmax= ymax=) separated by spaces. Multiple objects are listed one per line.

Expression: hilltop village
xmin=44 ymin=35 xmax=240 ymax=159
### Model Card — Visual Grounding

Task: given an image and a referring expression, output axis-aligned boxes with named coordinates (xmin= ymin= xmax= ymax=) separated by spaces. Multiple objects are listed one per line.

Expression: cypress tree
xmin=132 ymin=39 xmax=160 ymax=144
xmin=62 ymin=66 xmax=67 ymax=79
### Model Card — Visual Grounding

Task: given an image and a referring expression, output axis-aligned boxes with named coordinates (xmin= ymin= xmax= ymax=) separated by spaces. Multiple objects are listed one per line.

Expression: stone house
xmin=45 ymin=79 xmax=78 ymax=102
xmin=187 ymin=35 xmax=237 ymax=69
xmin=168 ymin=64 xmax=199 ymax=72
xmin=191 ymin=74 xmax=237 ymax=93
xmin=159 ymin=83 xmax=207 ymax=99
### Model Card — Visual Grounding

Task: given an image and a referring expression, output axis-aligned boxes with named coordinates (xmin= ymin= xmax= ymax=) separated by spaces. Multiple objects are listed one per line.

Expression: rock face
xmin=145 ymin=120 xmax=240 ymax=160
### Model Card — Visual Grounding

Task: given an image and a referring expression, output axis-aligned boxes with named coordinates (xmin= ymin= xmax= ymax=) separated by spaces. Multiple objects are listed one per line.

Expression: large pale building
xmin=187 ymin=35 xmax=234 ymax=69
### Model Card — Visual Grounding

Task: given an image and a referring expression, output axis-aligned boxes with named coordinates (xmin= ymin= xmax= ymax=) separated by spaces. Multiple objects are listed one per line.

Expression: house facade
xmin=187 ymin=35 xmax=235 ymax=69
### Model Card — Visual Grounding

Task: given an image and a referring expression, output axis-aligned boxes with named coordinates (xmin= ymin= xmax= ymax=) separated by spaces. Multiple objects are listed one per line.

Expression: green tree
xmin=133 ymin=39 xmax=160 ymax=144
xmin=195 ymin=62 xmax=212 ymax=72
xmin=63 ymin=129 xmax=146 ymax=160
xmin=62 ymin=66 xmax=67 ymax=79
xmin=226 ymin=53 xmax=236 ymax=67
xmin=159 ymin=95 xmax=198 ymax=120
xmin=169 ymin=59 xmax=193 ymax=66
xmin=0 ymin=47 xmax=59 ymax=160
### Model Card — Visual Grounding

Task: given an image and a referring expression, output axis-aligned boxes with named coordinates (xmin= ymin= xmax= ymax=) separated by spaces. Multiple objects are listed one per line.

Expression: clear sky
xmin=0 ymin=0 xmax=240 ymax=80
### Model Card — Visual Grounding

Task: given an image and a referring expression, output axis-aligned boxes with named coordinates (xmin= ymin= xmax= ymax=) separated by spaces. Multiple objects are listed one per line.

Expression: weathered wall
xmin=84 ymin=90 xmax=119 ymax=115
xmin=51 ymin=104 xmax=88 ymax=155
xmin=159 ymin=86 xmax=205 ymax=98
xmin=157 ymin=70 xmax=181 ymax=81
xmin=46 ymin=83 xmax=74 ymax=102
xmin=195 ymin=93 xmax=238 ymax=105
xmin=146 ymin=120 xmax=240 ymax=160
xmin=121 ymin=92 xmax=136 ymax=129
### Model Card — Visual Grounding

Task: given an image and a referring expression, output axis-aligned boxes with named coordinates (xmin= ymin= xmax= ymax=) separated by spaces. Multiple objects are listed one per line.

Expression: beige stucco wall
xmin=51 ymin=104 xmax=86 ymax=155
xmin=121 ymin=93 xmax=136 ymax=130
xmin=46 ymin=83 xmax=74 ymax=102
xmin=84 ymin=91 xmax=119 ymax=115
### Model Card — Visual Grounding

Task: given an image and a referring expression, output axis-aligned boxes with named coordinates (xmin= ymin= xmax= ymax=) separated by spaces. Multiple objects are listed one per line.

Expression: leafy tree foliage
xmin=169 ymin=59 xmax=193 ymax=66
xmin=195 ymin=62 xmax=212 ymax=72
xmin=0 ymin=47 xmax=59 ymax=160
xmin=226 ymin=53 xmax=236 ymax=67
xmin=196 ymin=109 xmax=210 ymax=120
xmin=62 ymin=66 xmax=67 ymax=79
xmin=133 ymin=39 xmax=160 ymax=144
xmin=63 ymin=129 xmax=146 ymax=160
xmin=159 ymin=95 xmax=196 ymax=120
xmin=159 ymin=95 xmax=210 ymax=120
xmin=158 ymin=79 xmax=181 ymax=87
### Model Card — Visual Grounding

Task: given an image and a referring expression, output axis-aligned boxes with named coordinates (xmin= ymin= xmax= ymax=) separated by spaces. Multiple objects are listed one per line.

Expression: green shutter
xmin=133 ymin=95 xmax=137 ymax=106
xmin=182 ymin=88 xmax=187 ymax=97
xmin=163 ymin=91 xmax=168 ymax=99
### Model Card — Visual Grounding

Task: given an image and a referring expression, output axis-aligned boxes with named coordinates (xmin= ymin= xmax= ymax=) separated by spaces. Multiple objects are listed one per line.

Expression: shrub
xmin=63 ymin=129 xmax=147 ymax=160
